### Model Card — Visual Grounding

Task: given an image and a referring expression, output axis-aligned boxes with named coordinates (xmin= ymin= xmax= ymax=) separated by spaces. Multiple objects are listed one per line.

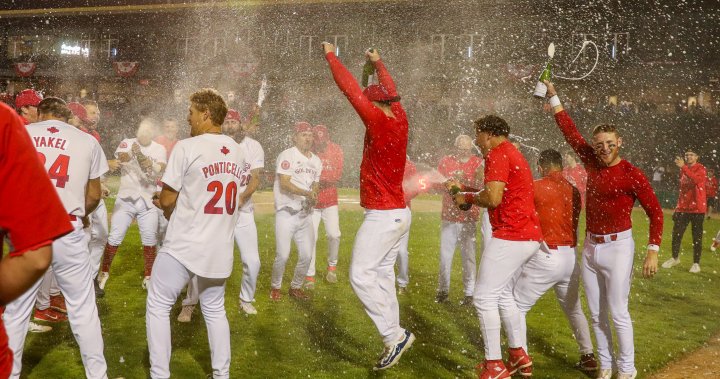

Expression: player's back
xmin=161 ymin=133 xmax=245 ymax=279
xmin=27 ymin=120 xmax=104 ymax=217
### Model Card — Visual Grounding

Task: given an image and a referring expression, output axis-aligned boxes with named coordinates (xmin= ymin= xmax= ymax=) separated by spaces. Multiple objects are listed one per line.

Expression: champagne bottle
xmin=361 ymin=48 xmax=376 ymax=87
xmin=533 ymin=60 xmax=552 ymax=98
xmin=449 ymin=184 xmax=472 ymax=211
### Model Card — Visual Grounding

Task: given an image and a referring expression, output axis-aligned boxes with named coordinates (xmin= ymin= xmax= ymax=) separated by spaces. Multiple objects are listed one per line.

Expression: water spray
xmin=553 ymin=40 xmax=600 ymax=81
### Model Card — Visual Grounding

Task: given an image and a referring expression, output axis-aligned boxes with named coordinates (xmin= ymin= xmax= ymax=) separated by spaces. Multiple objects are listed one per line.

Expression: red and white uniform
xmin=154 ymin=135 xmax=178 ymax=160
xmin=309 ymin=141 xmax=344 ymax=278
xmin=0 ymin=104 xmax=73 ymax=378
xmin=473 ymin=140 xmax=541 ymax=361
xmin=5 ymin=118 xmax=109 ymax=379
xmin=555 ymin=109 xmax=663 ymax=374
xmin=79 ymin=126 xmax=108 ymax=279
xmin=513 ymin=171 xmax=593 ymax=357
xmin=437 ymin=154 xmax=483 ymax=297
xmin=563 ymin=164 xmax=587 ymax=208
xmin=271 ymin=146 xmax=322 ymax=291
xmin=326 ymin=51 xmax=411 ymax=346
xmin=146 ymin=134 xmax=245 ymax=379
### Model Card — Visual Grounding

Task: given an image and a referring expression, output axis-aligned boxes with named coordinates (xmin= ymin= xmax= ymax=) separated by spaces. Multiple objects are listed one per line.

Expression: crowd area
xmin=2 ymin=42 xmax=720 ymax=379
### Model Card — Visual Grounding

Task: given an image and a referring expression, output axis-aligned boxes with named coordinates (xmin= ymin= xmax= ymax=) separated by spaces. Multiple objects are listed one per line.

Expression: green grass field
xmin=18 ymin=191 xmax=720 ymax=379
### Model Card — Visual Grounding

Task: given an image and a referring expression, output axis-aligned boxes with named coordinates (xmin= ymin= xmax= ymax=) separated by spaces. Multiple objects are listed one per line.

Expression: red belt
xmin=69 ymin=215 xmax=77 ymax=221
xmin=590 ymin=234 xmax=618 ymax=244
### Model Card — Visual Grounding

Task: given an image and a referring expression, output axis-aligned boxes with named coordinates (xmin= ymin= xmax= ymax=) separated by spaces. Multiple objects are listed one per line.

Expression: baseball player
xmin=324 ymin=42 xmax=415 ymax=370
xmin=513 ymin=149 xmax=597 ymax=374
xmin=154 ymin=117 xmax=180 ymax=251
xmin=14 ymin=89 xmax=42 ymax=125
xmin=0 ymin=101 xmax=73 ymax=376
xmin=546 ymin=80 xmax=663 ymax=379
xmin=562 ymin=151 xmax=587 ymax=208
xmin=305 ymin=124 xmax=343 ymax=289
xmin=99 ymin=119 xmax=167 ymax=290
xmin=662 ymin=149 xmax=707 ymax=273
xmin=4 ymin=97 xmax=108 ymax=378
xmin=271 ymin=122 xmax=321 ymax=301
xmin=450 ymin=115 xmax=542 ymax=379
xmin=396 ymin=157 xmax=419 ymax=294
xmin=146 ymin=88 xmax=244 ymax=379
xmin=436 ymin=135 xmax=483 ymax=305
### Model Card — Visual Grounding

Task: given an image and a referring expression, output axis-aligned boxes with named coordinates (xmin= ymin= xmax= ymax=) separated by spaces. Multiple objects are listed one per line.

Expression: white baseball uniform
xmin=309 ymin=206 xmax=341 ymax=276
xmin=146 ymin=133 xmax=244 ymax=379
xmin=271 ymin=146 xmax=321 ymax=290
xmin=88 ymin=199 xmax=109 ymax=277
xmin=3 ymin=119 xmax=108 ymax=379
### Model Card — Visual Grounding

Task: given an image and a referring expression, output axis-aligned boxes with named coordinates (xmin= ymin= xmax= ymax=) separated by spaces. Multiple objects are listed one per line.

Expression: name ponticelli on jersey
xmin=201 ymin=161 xmax=244 ymax=180
xmin=33 ymin=136 xmax=68 ymax=150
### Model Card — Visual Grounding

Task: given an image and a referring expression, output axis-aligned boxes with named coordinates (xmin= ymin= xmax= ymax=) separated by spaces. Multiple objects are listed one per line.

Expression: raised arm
xmin=323 ymin=44 xmax=377 ymax=123
xmin=373 ymin=60 xmax=397 ymax=98
xmin=678 ymin=162 xmax=707 ymax=185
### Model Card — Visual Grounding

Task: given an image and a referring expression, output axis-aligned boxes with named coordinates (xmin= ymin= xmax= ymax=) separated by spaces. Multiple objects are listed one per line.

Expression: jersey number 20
xmin=205 ymin=181 xmax=237 ymax=215
xmin=37 ymin=153 xmax=70 ymax=188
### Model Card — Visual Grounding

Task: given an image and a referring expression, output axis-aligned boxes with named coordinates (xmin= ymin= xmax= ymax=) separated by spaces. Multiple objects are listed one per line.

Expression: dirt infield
xmin=647 ymin=334 xmax=720 ymax=378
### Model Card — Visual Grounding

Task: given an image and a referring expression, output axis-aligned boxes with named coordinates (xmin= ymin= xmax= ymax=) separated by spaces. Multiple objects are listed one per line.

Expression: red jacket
xmin=315 ymin=142 xmax=344 ymax=208
xmin=326 ymin=52 xmax=408 ymax=210
xmin=675 ymin=163 xmax=707 ymax=214
xmin=707 ymin=176 xmax=718 ymax=198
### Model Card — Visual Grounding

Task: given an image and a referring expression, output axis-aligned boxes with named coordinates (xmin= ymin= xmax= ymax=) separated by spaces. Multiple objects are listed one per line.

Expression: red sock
xmin=143 ymin=245 xmax=156 ymax=277
xmin=101 ymin=244 xmax=119 ymax=272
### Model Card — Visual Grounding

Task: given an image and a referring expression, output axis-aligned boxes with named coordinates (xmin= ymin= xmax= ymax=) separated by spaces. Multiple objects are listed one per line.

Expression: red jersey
xmin=315 ymin=142 xmax=344 ymax=209
xmin=554 ymin=110 xmax=663 ymax=245
xmin=154 ymin=135 xmax=179 ymax=160
xmin=675 ymin=163 xmax=707 ymax=214
xmin=707 ymin=176 xmax=718 ymax=198
xmin=563 ymin=164 xmax=587 ymax=207
xmin=0 ymin=103 xmax=73 ymax=378
xmin=534 ymin=171 xmax=581 ymax=247
xmin=484 ymin=140 xmax=542 ymax=241
xmin=326 ymin=52 xmax=407 ymax=210
xmin=438 ymin=154 xmax=483 ymax=222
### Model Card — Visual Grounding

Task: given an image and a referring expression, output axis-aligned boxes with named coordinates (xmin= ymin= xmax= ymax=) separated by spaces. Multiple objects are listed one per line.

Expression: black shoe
xmin=460 ymin=295 xmax=474 ymax=306
xmin=94 ymin=278 xmax=105 ymax=298
xmin=435 ymin=291 xmax=448 ymax=303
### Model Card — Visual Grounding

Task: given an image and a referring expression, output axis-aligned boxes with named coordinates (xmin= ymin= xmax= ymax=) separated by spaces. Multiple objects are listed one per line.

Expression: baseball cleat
xmin=28 ymin=321 xmax=52 ymax=333
xmin=711 ymin=240 xmax=719 ymax=252
xmin=576 ymin=353 xmax=598 ymax=372
xmin=270 ymin=288 xmax=282 ymax=301
xmin=689 ymin=263 xmax=701 ymax=273
xmin=616 ymin=370 xmax=637 ymax=379
xmin=460 ymin=295 xmax=474 ymax=306
xmin=33 ymin=308 xmax=67 ymax=323
xmin=596 ymin=368 xmax=613 ymax=379
xmin=177 ymin=305 xmax=195 ymax=323
xmin=435 ymin=291 xmax=448 ymax=303
xmin=303 ymin=276 xmax=315 ymax=290
xmin=50 ymin=294 xmax=67 ymax=314
xmin=98 ymin=271 xmax=110 ymax=290
xmin=506 ymin=347 xmax=532 ymax=377
xmin=240 ymin=302 xmax=258 ymax=315
xmin=661 ymin=258 xmax=680 ymax=269
xmin=289 ymin=288 xmax=310 ymax=300
xmin=373 ymin=329 xmax=415 ymax=371
xmin=476 ymin=359 xmax=511 ymax=379
xmin=142 ymin=276 xmax=151 ymax=290
xmin=94 ymin=278 xmax=105 ymax=298
xmin=397 ymin=286 xmax=407 ymax=295
xmin=325 ymin=268 xmax=338 ymax=283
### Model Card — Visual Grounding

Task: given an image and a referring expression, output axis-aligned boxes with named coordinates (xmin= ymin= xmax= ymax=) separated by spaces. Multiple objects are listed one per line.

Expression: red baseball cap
xmin=226 ymin=109 xmax=241 ymax=122
xmin=362 ymin=84 xmax=400 ymax=103
xmin=67 ymin=102 xmax=89 ymax=123
xmin=313 ymin=125 xmax=329 ymax=143
xmin=15 ymin=89 xmax=43 ymax=109
xmin=295 ymin=121 xmax=312 ymax=134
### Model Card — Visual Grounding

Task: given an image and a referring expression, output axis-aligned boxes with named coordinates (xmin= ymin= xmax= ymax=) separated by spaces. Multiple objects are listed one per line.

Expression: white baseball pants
xmin=108 ymin=197 xmax=158 ymax=247
xmin=349 ymin=207 xmax=411 ymax=346
xmin=437 ymin=221 xmax=477 ymax=296
xmin=513 ymin=245 xmax=593 ymax=355
xmin=181 ymin=275 xmax=199 ymax=306
xmin=146 ymin=253 xmax=230 ymax=379
xmin=156 ymin=207 xmax=168 ymax=248
xmin=480 ymin=210 xmax=492 ymax=251
xmin=271 ymin=210 xmax=313 ymax=290
xmin=35 ymin=267 xmax=62 ymax=310
xmin=474 ymin=238 xmax=539 ymax=360
xmin=88 ymin=199 xmax=109 ymax=278
xmin=235 ymin=211 xmax=260 ymax=303
xmin=3 ymin=219 xmax=107 ymax=379
xmin=582 ymin=230 xmax=635 ymax=373
xmin=396 ymin=212 xmax=412 ymax=288
xmin=308 ymin=206 xmax=341 ymax=277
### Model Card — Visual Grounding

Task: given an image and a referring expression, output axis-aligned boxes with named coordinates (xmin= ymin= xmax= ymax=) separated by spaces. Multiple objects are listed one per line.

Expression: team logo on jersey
xmin=221 ymin=146 xmax=230 ymax=155
xmin=119 ymin=141 xmax=128 ymax=148
xmin=47 ymin=126 xmax=59 ymax=134
xmin=281 ymin=160 xmax=290 ymax=170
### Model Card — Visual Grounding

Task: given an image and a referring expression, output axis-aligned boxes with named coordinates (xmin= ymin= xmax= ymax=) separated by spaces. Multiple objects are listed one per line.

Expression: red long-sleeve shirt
xmin=554 ymin=110 xmax=663 ymax=246
xmin=534 ymin=171 xmax=581 ymax=247
xmin=438 ymin=154 xmax=483 ymax=222
xmin=315 ymin=141 xmax=344 ymax=209
xmin=675 ymin=163 xmax=707 ymax=214
xmin=326 ymin=52 xmax=407 ymax=210
xmin=707 ymin=176 xmax=718 ymax=198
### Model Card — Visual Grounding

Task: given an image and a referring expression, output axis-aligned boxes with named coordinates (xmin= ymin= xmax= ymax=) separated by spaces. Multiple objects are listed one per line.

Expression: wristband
xmin=549 ymin=95 xmax=561 ymax=108
xmin=463 ymin=192 xmax=476 ymax=205
xmin=647 ymin=244 xmax=660 ymax=252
